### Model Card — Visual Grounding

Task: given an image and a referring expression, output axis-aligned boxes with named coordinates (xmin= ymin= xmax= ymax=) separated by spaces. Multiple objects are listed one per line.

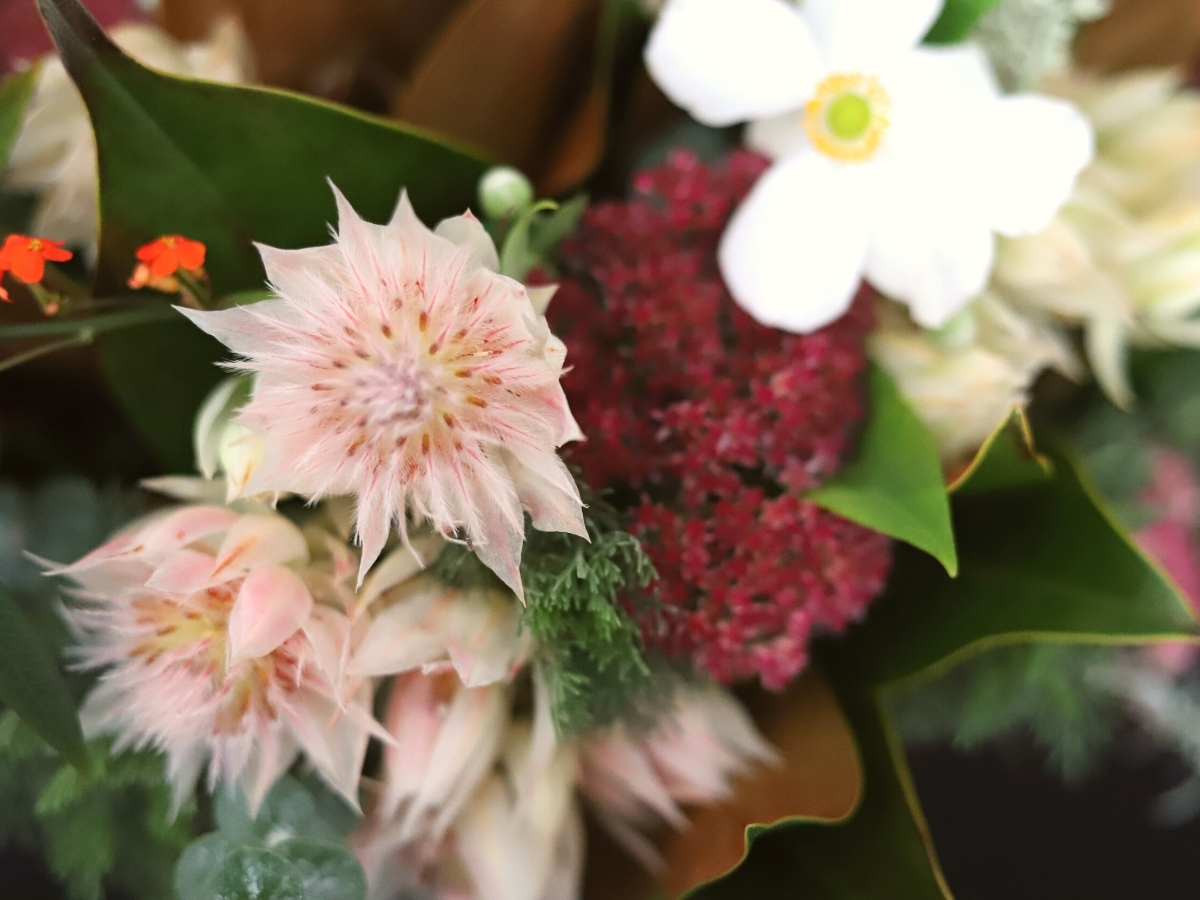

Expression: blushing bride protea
xmin=182 ymin=185 xmax=586 ymax=599
xmin=644 ymin=0 xmax=1094 ymax=333
xmin=51 ymin=506 xmax=373 ymax=814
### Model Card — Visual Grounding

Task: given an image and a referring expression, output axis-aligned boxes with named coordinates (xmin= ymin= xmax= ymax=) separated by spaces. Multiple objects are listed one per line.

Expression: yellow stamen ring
xmin=804 ymin=73 xmax=891 ymax=163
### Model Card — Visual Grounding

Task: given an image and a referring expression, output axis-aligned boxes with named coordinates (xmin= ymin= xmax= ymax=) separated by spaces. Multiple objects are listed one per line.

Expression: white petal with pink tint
xmin=228 ymin=566 xmax=314 ymax=663
xmin=213 ymin=514 xmax=309 ymax=579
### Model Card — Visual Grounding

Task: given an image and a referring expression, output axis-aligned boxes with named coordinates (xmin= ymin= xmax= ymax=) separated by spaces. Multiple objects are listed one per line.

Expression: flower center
xmin=804 ymin=73 xmax=890 ymax=163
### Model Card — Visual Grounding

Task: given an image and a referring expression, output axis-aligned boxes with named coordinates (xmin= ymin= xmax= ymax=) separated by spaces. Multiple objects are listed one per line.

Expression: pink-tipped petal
xmin=228 ymin=566 xmax=314 ymax=663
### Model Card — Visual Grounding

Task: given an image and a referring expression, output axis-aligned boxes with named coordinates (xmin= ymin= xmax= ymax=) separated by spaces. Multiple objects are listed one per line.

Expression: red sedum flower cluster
xmin=549 ymin=150 xmax=892 ymax=690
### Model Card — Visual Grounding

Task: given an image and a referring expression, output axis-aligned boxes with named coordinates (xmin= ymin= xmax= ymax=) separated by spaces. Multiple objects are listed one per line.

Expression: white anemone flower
xmin=645 ymin=0 xmax=1094 ymax=332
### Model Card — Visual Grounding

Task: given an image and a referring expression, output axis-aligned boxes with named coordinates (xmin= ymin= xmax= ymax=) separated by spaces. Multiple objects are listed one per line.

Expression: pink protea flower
xmin=352 ymin=663 xmax=775 ymax=899
xmin=181 ymin=185 xmax=586 ymax=598
xmin=578 ymin=683 xmax=777 ymax=870
xmin=51 ymin=505 xmax=373 ymax=814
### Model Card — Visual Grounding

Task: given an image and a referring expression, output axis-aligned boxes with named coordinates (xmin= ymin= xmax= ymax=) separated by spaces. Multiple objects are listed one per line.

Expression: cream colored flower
xmin=870 ymin=293 xmax=1080 ymax=462
xmin=993 ymin=68 xmax=1200 ymax=407
xmin=4 ymin=19 xmax=250 ymax=256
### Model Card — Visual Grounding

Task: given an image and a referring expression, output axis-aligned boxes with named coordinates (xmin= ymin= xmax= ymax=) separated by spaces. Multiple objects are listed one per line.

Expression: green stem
xmin=0 ymin=331 xmax=94 ymax=373
xmin=0 ymin=304 xmax=178 ymax=341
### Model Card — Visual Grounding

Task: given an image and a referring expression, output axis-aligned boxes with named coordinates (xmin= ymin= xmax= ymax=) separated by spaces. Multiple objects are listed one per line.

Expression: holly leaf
xmin=948 ymin=408 xmax=1051 ymax=497
xmin=36 ymin=0 xmax=491 ymax=470
xmin=0 ymin=585 xmax=87 ymax=770
xmin=810 ymin=364 xmax=957 ymax=576
xmin=924 ymin=0 xmax=1003 ymax=44
xmin=0 ymin=65 xmax=39 ymax=171
xmin=675 ymin=439 xmax=1196 ymax=899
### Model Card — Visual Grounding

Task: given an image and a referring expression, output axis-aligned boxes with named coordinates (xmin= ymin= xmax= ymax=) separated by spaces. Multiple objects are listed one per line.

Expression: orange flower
xmin=0 ymin=234 xmax=73 ymax=302
xmin=136 ymin=235 xmax=206 ymax=279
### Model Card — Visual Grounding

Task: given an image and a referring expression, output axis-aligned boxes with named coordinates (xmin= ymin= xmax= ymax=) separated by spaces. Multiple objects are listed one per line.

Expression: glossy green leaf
xmin=275 ymin=838 xmax=367 ymax=900
xmin=810 ymin=364 xmax=957 ymax=575
xmin=693 ymin=442 xmax=1197 ymax=899
xmin=0 ymin=586 xmax=87 ymax=770
xmin=948 ymin=409 xmax=1052 ymax=497
xmin=98 ymin=318 xmax=228 ymax=471
xmin=37 ymin=0 xmax=491 ymax=468
xmin=924 ymin=0 xmax=1003 ymax=44
xmin=0 ymin=65 xmax=39 ymax=172
xmin=175 ymin=833 xmax=238 ymax=900
xmin=214 ymin=775 xmax=341 ymax=845
xmin=210 ymin=847 xmax=306 ymax=900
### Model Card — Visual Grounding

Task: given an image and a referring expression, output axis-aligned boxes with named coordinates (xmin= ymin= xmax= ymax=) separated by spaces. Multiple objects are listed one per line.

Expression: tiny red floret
xmin=549 ymin=150 xmax=893 ymax=690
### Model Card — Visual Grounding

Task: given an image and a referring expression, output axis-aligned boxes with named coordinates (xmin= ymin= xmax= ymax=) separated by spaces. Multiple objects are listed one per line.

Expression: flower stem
xmin=0 ymin=330 xmax=95 ymax=373
xmin=0 ymin=304 xmax=178 ymax=341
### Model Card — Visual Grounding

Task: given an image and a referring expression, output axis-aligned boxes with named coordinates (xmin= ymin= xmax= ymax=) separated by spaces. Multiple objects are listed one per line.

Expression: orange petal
xmin=8 ymin=251 xmax=45 ymax=284
xmin=176 ymin=239 xmax=207 ymax=271
xmin=150 ymin=249 xmax=180 ymax=279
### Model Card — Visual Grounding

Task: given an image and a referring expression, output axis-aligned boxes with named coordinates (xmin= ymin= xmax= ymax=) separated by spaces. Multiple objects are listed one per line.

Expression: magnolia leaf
xmin=687 ymin=682 xmax=947 ymax=900
xmin=37 ymin=0 xmax=490 ymax=469
xmin=924 ymin=0 xmax=1003 ymax=44
xmin=0 ymin=586 xmax=87 ymax=770
xmin=810 ymin=364 xmax=957 ymax=576
xmin=0 ymin=65 xmax=39 ymax=171
xmin=274 ymin=838 xmax=367 ymax=900
xmin=658 ymin=670 xmax=862 ymax=898
xmin=210 ymin=847 xmax=306 ymax=900
xmin=396 ymin=0 xmax=605 ymax=189
xmin=683 ymin=442 xmax=1197 ymax=899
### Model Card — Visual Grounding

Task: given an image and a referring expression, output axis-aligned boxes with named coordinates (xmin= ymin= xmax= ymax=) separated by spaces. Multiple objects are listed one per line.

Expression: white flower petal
xmin=978 ymin=95 xmax=1095 ymax=237
xmin=803 ymin=0 xmax=942 ymax=68
xmin=645 ymin=0 xmax=823 ymax=127
xmin=745 ymin=110 xmax=811 ymax=161
xmin=718 ymin=153 xmax=871 ymax=332
xmin=865 ymin=194 xmax=996 ymax=328
xmin=435 ymin=211 xmax=501 ymax=273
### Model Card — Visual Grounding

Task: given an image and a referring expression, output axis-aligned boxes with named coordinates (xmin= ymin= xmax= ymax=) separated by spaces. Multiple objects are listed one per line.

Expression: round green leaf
xmin=275 ymin=838 xmax=368 ymax=900
xmin=175 ymin=833 xmax=239 ymax=900
xmin=210 ymin=847 xmax=306 ymax=900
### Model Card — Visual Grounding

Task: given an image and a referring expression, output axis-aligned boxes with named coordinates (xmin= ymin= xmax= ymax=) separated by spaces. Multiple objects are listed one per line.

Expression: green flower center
xmin=826 ymin=93 xmax=872 ymax=141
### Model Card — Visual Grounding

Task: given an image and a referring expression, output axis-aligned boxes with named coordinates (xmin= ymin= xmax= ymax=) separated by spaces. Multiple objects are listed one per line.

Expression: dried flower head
xmin=51 ymin=506 xmax=371 ymax=814
xmin=182 ymin=184 xmax=586 ymax=598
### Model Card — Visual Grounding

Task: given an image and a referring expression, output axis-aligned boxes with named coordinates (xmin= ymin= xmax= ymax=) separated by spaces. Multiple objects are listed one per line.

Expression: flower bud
xmin=219 ymin=420 xmax=266 ymax=502
xmin=478 ymin=166 xmax=534 ymax=220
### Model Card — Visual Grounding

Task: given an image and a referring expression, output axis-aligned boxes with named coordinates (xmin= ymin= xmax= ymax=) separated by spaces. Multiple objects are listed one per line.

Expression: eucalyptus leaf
xmin=175 ymin=833 xmax=240 ymax=900
xmin=0 ymin=585 xmax=87 ymax=769
xmin=810 ymin=365 xmax=957 ymax=575
xmin=924 ymin=0 xmax=1004 ymax=43
xmin=210 ymin=847 xmax=306 ymax=900
xmin=274 ymin=838 xmax=367 ymax=900
xmin=0 ymin=65 xmax=39 ymax=171
xmin=214 ymin=775 xmax=340 ymax=845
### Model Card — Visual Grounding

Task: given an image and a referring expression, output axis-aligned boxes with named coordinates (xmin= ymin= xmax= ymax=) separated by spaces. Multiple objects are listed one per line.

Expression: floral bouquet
xmin=2 ymin=0 xmax=1200 ymax=897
